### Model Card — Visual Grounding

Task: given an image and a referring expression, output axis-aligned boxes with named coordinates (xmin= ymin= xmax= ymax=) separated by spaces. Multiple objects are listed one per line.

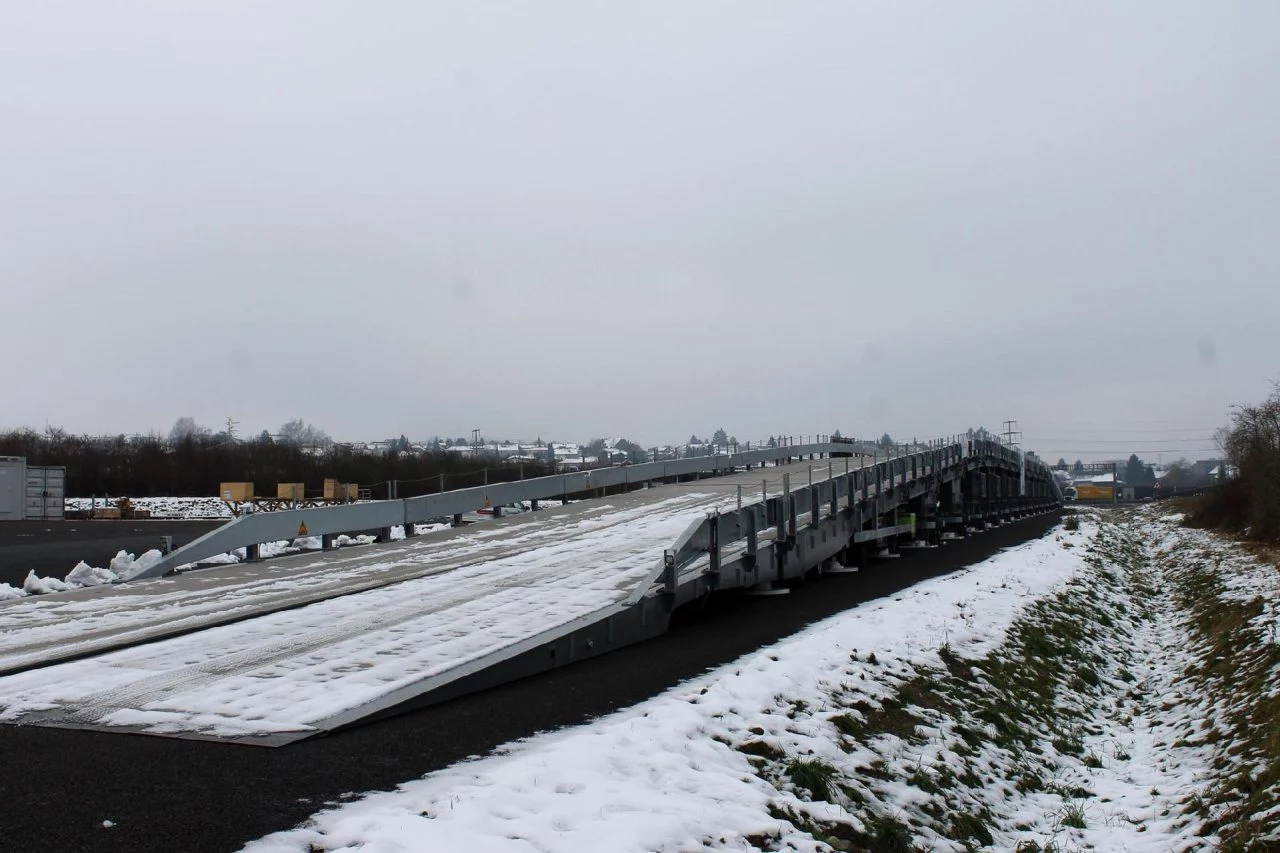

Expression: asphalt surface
xmin=0 ymin=520 xmax=223 ymax=586
xmin=0 ymin=512 xmax=1060 ymax=853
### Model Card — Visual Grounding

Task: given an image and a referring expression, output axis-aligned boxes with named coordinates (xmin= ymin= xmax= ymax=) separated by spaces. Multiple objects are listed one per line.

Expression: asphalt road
xmin=0 ymin=520 xmax=224 ymax=587
xmin=0 ymin=512 xmax=1060 ymax=853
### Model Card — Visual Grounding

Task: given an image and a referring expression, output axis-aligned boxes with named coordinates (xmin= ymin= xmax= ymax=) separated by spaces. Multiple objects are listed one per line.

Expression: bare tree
xmin=278 ymin=418 xmax=332 ymax=448
xmin=169 ymin=417 xmax=211 ymax=443
xmin=1192 ymin=382 xmax=1280 ymax=542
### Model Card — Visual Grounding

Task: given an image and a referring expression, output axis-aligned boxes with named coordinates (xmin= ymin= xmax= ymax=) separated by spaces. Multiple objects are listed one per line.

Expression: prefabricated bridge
xmin=0 ymin=439 xmax=1060 ymax=746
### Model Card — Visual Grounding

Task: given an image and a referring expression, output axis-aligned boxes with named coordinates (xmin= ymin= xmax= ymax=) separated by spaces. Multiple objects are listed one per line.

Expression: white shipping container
xmin=23 ymin=464 xmax=66 ymax=520
xmin=0 ymin=457 xmax=26 ymax=520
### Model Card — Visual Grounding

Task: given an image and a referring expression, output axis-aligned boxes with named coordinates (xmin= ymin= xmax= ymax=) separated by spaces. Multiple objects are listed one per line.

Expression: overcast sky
xmin=3 ymin=2 xmax=1276 ymax=461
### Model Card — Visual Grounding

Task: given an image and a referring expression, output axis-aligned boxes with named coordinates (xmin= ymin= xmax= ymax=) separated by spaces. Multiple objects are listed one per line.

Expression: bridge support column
xmin=967 ymin=470 xmax=986 ymax=532
xmin=775 ymin=476 xmax=794 ymax=583
xmin=841 ymin=540 xmax=869 ymax=570
xmin=788 ymin=490 xmax=799 ymax=544
xmin=919 ymin=491 xmax=942 ymax=546
xmin=404 ymin=523 xmax=417 ymax=538
xmin=983 ymin=466 xmax=993 ymax=525
xmin=995 ymin=474 xmax=1005 ymax=521
xmin=379 ymin=526 xmax=394 ymax=542
xmin=322 ymin=533 xmax=336 ymax=551
xmin=245 ymin=542 xmax=261 ymax=562
xmin=900 ymin=493 xmax=923 ymax=547
xmin=810 ymin=473 xmax=820 ymax=528
xmin=452 ymin=513 xmax=463 ymax=527
xmin=952 ymin=478 xmax=966 ymax=539
xmin=985 ymin=474 xmax=998 ymax=526
xmin=707 ymin=512 xmax=721 ymax=583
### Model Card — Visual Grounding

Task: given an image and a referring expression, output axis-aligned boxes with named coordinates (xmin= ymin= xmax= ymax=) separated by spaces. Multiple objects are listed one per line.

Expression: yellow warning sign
xmin=298 ymin=521 xmax=309 ymax=536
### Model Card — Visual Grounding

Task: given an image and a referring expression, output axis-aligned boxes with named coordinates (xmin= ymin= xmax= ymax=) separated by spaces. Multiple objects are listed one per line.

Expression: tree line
xmin=0 ymin=427 xmax=550 ymax=499
xmin=1189 ymin=383 xmax=1280 ymax=543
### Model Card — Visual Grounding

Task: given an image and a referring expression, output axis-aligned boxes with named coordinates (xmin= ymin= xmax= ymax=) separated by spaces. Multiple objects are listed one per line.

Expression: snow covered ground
xmin=64 ymin=496 xmax=233 ymax=519
xmin=62 ymin=496 xmax=562 ymax=521
xmin=245 ymin=508 xmax=1280 ymax=853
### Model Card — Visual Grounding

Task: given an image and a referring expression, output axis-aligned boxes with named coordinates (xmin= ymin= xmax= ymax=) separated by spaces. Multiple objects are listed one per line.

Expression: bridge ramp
xmin=0 ymin=462 xmax=839 ymax=744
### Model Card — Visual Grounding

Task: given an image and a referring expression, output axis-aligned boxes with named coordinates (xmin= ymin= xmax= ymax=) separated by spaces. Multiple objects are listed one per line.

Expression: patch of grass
xmin=954 ymin=724 xmax=985 ymax=750
xmin=1059 ymin=801 xmax=1087 ymax=829
xmin=768 ymin=802 xmax=918 ymax=853
xmin=859 ymin=759 xmax=894 ymax=781
xmin=947 ymin=810 xmax=994 ymax=847
xmin=831 ymin=712 xmax=865 ymax=740
xmin=1082 ymin=751 xmax=1103 ymax=769
xmin=786 ymin=758 xmax=838 ymax=802
xmin=1046 ymin=780 xmax=1094 ymax=799
xmin=905 ymin=766 xmax=940 ymax=796
xmin=836 ymin=677 xmax=939 ymax=746
xmin=837 ymin=782 xmax=866 ymax=805
xmin=1015 ymin=769 xmax=1045 ymax=794
xmin=864 ymin=814 xmax=918 ymax=852
xmin=1052 ymin=733 xmax=1084 ymax=756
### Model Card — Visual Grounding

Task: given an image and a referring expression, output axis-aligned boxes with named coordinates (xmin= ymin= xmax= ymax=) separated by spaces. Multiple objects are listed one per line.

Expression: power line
xmin=1023 ymin=418 xmax=1221 ymax=426
xmin=1023 ymin=426 xmax=1219 ymax=434
xmin=1029 ymin=437 xmax=1214 ymax=444
xmin=1034 ymin=448 xmax=1219 ymax=454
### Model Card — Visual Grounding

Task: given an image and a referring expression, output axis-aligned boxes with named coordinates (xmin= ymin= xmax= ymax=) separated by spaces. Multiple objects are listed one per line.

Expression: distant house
xmin=507 ymin=454 xmax=543 ymax=464
xmin=1073 ymin=472 xmax=1117 ymax=501
xmin=556 ymin=456 xmax=599 ymax=472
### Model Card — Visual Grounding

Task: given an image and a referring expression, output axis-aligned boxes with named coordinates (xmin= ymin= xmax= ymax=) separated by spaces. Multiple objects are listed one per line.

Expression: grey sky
xmin=3 ymin=2 xmax=1277 ymax=460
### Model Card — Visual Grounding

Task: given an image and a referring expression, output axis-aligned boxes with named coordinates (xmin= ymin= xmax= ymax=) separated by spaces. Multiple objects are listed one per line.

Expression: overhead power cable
xmin=1033 ymin=448 xmax=1218 ymax=454
xmin=1029 ymin=437 xmax=1214 ymax=444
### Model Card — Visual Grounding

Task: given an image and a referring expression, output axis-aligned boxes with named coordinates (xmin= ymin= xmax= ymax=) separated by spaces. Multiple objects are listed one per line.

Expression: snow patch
xmin=64 ymin=561 xmax=120 ymax=588
xmin=22 ymin=570 xmax=70 ymax=595
xmin=109 ymin=549 xmax=163 ymax=577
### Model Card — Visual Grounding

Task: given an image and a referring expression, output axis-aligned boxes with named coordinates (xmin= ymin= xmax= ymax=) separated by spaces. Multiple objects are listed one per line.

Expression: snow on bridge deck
xmin=0 ymin=461 xmax=843 ymax=744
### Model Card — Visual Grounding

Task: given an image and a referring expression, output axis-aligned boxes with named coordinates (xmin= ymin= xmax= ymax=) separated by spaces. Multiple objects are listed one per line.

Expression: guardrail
xmin=127 ymin=439 xmax=867 ymax=580
xmin=647 ymin=438 xmax=1060 ymax=601
xmin=128 ymin=435 xmax=1059 ymax=582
